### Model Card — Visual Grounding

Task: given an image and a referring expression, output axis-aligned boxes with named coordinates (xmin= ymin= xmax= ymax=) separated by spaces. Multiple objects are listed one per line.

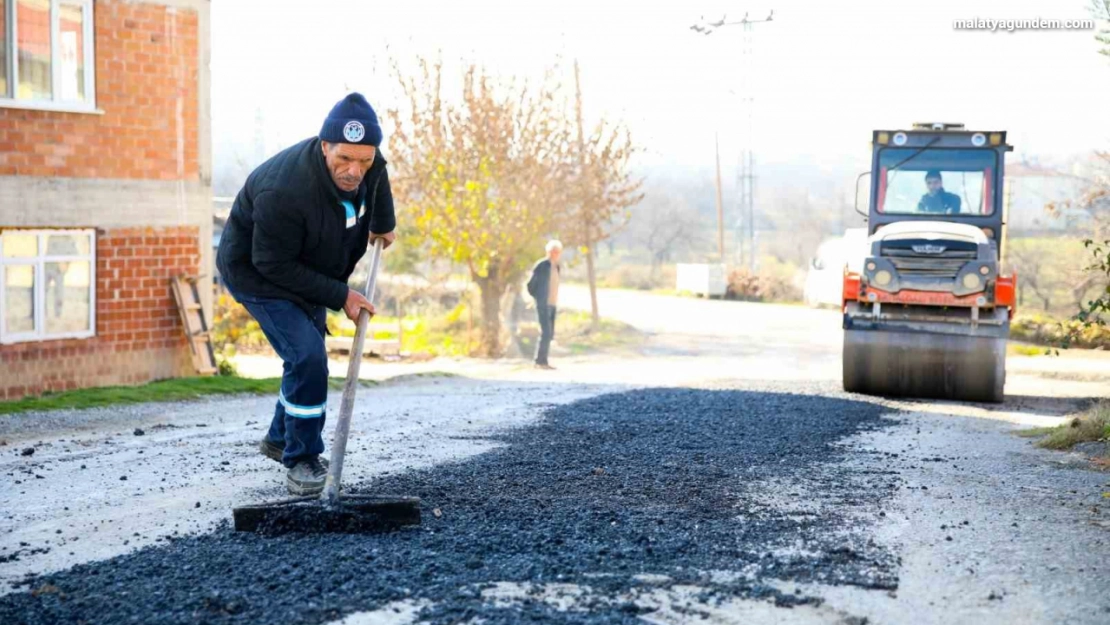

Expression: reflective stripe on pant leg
xmin=240 ymin=298 xmax=328 ymax=420
xmin=278 ymin=304 xmax=329 ymax=419
xmin=278 ymin=389 xmax=326 ymax=417
xmin=234 ymin=297 xmax=329 ymax=465
xmin=234 ymin=296 xmax=294 ymax=447
xmin=280 ymin=305 xmax=330 ymax=465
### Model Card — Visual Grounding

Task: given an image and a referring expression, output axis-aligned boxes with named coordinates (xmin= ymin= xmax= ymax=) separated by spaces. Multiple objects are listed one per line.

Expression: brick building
xmin=0 ymin=0 xmax=212 ymax=399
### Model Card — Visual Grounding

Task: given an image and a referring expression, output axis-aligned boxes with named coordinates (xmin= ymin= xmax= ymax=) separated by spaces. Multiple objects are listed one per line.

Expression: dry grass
xmin=540 ymin=310 xmax=643 ymax=356
xmin=1018 ymin=400 xmax=1110 ymax=451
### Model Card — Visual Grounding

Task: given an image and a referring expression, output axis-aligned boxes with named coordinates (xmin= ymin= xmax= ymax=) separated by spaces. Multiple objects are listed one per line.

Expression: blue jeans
xmin=227 ymin=288 xmax=329 ymax=468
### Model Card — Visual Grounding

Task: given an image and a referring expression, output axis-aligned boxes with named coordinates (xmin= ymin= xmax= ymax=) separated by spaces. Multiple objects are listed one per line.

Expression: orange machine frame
xmin=843 ymin=269 xmax=1017 ymax=315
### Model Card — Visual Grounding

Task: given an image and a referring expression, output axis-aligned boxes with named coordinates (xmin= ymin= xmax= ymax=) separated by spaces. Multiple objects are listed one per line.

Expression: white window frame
xmin=1 ymin=0 xmax=97 ymax=113
xmin=0 ymin=228 xmax=97 ymax=344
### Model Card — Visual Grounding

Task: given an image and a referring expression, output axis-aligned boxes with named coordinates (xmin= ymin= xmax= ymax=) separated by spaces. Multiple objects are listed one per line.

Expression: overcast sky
xmin=211 ymin=0 xmax=1108 ymax=181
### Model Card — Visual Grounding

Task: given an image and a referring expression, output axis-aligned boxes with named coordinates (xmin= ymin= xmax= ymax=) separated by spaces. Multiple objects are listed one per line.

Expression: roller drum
xmin=842 ymin=309 xmax=1007 ymax=403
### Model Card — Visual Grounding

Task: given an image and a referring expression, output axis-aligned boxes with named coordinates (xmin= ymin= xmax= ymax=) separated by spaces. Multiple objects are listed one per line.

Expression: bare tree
xmin=1008 ymin=243 xmax=1055 ymax=312
xmin=1045 ymin=151 xmax=1110 ymax=237
xmin=385 ymin=57 xmax=576 ymax=356
xmin=627 ymin=188 xmax=697 ymax=273
xmin=565 ymin=61 xmax=643 ymax=328
xmin=1094 ymin=0 xmax=1110 ymax=57
xmin=1008 ymin=239 xmax=1102 ymax=314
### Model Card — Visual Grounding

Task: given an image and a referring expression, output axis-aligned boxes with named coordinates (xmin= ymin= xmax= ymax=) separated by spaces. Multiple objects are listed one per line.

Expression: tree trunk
xmin=475 ymin=271 xmax=504 ymax=358
xmin=586 ymin=241 xmax=600 ymax=329
xmin=506 ymin=285 xmax=528 ymax=358
xmin=575 ymin=60 xmax=600 ymax=331
xmin=1071 ymin=278 xmax=1096 ymax=311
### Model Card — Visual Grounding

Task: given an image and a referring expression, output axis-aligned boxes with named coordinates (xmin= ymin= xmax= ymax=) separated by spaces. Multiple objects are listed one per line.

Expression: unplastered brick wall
xmin=0 ymin=226 xmax=200 ymax=399
xmin=0 ymin=0 xmax=200 ymax=180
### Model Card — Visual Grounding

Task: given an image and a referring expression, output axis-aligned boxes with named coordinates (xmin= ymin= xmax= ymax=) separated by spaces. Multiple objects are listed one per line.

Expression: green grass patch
xmin=557 ymin=310 xmax=644 ymax=354
xmin=1015 ymin=426 xmax=1057 ymax=438
xmin=328 ymin=308 xmax=472 ymax=357
xmin=1008 ymin=342 xmax=1049 ymax=357
xmin=0 ymin=376 xmax=282 ymax=415
xmin=1017 ymin=400 xmax=1110 ymax=451
xmin=0 ymin=376 xmax=381 ymax=415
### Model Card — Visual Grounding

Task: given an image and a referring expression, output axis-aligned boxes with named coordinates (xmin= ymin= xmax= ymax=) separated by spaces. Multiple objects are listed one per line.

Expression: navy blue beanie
xmin=319 ymin=93 xmax=382 ymax=147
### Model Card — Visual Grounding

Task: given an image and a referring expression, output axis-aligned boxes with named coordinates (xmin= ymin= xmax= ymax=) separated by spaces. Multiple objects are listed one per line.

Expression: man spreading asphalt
xmin=216 ymin=93 xmax=396 ymax=495
xmin=526 ymin=240 xmax=562 ymax=370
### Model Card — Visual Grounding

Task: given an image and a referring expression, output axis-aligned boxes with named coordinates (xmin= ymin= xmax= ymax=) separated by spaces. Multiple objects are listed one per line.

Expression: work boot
xmin=259 ymin=438 xmax=284 ymax=463
xmin=286 ymin=457 xmax=328 ymax=496
xmin=260 ymin=438 xmax=327 ymax=468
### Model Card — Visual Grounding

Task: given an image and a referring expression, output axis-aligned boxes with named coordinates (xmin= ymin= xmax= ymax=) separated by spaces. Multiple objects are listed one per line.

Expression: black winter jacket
xmin=216 ymin=137 xmax=396 ymax=312
xmin=526 ymin=258 xmax=558 ymax=307
xmin=917 ymin=189 xmax=962 ymax=214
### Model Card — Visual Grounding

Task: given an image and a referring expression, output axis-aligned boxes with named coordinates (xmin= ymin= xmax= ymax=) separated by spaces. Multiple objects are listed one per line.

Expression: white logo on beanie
xmin=343 ymin=121 xmax=366 ymax=143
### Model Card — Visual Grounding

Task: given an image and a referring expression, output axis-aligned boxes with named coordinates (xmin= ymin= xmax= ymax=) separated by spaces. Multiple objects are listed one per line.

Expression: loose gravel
xmin=0 ymin=387 xmax=898 ymax=624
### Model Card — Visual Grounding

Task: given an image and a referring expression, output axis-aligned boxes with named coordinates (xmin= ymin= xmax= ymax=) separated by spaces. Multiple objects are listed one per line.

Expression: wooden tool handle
xmin=322 ymin=238 xmax=385 ymax=506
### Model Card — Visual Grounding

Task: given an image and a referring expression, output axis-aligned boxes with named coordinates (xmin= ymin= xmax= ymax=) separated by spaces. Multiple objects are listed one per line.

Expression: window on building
xmin=0 ymin=229 xmax=96 ymax=344
xmin=1 ymin=0 xmax=95 ymax=110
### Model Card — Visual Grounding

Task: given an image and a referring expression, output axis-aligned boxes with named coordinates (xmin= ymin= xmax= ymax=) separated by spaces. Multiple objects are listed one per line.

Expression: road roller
xmin=842 ymin=123 xmax=1017 ymax=403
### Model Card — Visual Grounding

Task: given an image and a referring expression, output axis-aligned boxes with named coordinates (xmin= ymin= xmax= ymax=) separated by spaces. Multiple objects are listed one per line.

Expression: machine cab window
xmin=876 ymin=148 xmax=998 ymax=216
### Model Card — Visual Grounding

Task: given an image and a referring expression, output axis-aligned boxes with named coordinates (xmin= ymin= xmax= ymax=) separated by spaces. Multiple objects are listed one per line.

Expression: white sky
xmin=211 ymin=0 xmax=1109 ymax=180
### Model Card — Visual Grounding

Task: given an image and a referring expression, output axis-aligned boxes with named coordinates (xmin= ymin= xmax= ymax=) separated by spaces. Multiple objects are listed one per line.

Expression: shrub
xmin=211 ymin=293 xmax=268 ymax=351
xmin=215 ymin=345 xmax=239 ymax=376
xmin=1011 ymin=313 xmax=1110 ymax=350
xmin=597 ymin=265 xmax=675 ymax=291
xmin=725 ymin=269 xmax=801 ymax=303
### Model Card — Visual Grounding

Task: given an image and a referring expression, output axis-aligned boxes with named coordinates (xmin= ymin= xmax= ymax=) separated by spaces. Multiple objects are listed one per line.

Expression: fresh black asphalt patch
xmin=1 ymin=388 xmax=899 ymax=624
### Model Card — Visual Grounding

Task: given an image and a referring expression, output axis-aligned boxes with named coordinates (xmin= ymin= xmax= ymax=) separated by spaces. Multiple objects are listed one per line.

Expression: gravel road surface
xmin=1 ymin=286 xmax=1107 ymax=623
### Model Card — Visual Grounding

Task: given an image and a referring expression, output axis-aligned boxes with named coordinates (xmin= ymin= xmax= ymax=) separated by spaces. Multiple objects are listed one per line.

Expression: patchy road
xmin=1 ymin=286 xmax=1108 ymax=623
xmin=0 ymin=377 xmax=615 ymax=592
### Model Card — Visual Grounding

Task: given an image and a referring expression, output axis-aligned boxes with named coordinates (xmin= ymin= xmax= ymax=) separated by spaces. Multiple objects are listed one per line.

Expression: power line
xmin=690 ymin=10 xmax=774 ymax=272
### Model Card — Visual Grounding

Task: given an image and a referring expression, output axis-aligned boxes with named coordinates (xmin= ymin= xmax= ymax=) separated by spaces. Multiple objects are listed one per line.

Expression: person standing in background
xmin=526 ymin=240 xmax=562 ymax=370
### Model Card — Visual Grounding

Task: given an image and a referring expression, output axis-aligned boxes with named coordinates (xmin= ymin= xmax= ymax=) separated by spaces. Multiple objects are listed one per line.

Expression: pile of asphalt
xmin=1 ymin=388 xmax=899 ymax=624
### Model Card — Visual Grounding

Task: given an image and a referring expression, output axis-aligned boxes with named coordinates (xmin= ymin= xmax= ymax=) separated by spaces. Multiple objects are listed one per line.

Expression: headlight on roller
xmin=962 ymin=273 xmax=982 ymax=289
xmin=874 ymin=270 xmax=892 ymax=286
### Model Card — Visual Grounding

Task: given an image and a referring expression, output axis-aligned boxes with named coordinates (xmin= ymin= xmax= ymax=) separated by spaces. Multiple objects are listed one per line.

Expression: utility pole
xmin=714 ymin=133 xmax=725 ymax=262
xmin=574 ymin=60 xmax=600 ymax=329
xmin=690 ymin=10 xmax=774 ymax=272
xmin=739 ymin=17 xmax=759 ymax=273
